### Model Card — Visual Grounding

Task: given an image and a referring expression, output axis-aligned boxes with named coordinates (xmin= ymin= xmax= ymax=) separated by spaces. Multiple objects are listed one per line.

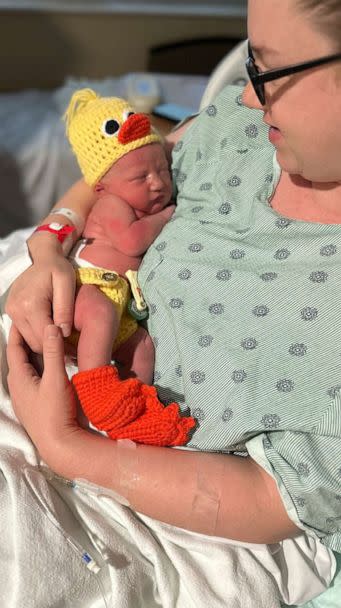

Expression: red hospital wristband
xmin=34 ymin=222 xmax=75 ymax=243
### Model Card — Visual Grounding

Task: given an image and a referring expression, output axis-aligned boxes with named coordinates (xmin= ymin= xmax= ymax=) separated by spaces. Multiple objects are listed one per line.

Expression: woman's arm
xmin=49 ymin=431 xmax=298 ymax=543
xmin=27 ymin=178 xmax=96 ymax=261
xmin=5 ymin=179 xmax=96 ymax=352
xmin=7 ymin=324 xmax=299 ymax=544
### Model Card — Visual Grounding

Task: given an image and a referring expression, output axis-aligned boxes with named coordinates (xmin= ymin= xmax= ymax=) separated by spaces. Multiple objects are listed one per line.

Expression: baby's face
xmin=100 ymin=143 xmax=172 ymax=214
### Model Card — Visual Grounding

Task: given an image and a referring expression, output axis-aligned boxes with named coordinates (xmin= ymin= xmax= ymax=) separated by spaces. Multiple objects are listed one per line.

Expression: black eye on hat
xmin=101 ymin=118 xmax=120 ymax=137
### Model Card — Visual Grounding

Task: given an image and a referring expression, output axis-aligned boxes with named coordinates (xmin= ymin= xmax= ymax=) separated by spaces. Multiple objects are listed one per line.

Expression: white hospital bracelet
xmin=50 ymin=207 xmax=85 ymax=236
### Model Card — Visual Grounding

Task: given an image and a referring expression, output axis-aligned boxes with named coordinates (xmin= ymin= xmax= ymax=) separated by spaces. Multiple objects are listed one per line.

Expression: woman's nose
xmin=242 ymin=81 xmax=264 ymax=110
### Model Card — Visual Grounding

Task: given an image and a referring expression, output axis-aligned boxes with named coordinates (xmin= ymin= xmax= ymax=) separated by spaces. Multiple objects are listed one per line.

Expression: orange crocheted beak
xmin=118 ymin=113 xmax=151 ymax=145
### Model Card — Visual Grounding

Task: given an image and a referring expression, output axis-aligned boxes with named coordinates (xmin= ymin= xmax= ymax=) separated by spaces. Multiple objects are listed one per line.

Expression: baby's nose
xmin=150 ymin=172 xmax=164 ymax=190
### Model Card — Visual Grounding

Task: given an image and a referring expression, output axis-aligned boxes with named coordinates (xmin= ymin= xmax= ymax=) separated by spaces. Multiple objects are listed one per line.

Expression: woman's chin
xmin=275 ymin=150 xmax=299 ymax=175
xmin=276 ymin=153 xmax=314 ymax=184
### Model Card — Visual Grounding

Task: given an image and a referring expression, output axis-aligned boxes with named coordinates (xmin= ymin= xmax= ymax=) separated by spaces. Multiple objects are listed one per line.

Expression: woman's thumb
xmin=42 ymin=324 xmax=67 ymax=379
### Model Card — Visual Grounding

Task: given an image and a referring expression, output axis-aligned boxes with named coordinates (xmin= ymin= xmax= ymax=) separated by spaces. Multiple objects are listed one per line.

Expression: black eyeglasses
xmin=245 ymin=40 xmax=341 ymax=105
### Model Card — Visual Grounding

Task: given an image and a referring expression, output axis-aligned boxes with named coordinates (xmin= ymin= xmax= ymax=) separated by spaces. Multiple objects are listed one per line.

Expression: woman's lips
xmin=268 ymin=126 xmax=282 ymax=144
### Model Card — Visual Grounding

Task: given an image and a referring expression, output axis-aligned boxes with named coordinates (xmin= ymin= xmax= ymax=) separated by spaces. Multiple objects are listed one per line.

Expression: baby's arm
xmin=91 ymin=196 xmax=175 ymax=257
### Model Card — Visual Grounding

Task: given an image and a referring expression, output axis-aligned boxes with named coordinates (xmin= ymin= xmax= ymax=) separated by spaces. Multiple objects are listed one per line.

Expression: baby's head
xmin=95 ymin=139 xmax=172 ymax=215
xmin=64 ymin=89 xmax=171 ymax=213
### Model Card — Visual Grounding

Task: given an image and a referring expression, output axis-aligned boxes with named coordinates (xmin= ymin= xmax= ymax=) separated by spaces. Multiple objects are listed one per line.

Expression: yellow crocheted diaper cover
xmin=68 ymin=266 xmax=138 ymax=352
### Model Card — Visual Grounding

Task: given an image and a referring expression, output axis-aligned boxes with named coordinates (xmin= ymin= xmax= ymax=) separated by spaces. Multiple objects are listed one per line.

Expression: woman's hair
xmin=297 ymin=0 xmax=341 ymax=50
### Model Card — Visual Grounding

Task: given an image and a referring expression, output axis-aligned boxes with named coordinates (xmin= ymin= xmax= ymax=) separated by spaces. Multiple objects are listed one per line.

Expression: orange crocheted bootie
xmin=107 ymin=383 xmax=196 ymax=446
xmin=72 ymin=365 xmax=146 ymax=432
xmin=72 ymin=365 xmax=196 ymax=446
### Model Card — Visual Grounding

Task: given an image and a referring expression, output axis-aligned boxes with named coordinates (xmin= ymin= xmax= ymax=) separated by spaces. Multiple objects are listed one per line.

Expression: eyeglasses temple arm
xmin=251 ymin=54 xmax=341 ymax=85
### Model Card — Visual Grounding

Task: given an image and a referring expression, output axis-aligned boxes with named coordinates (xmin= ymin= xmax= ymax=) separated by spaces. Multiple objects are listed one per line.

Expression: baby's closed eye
xmin=131 ymin=173 xmax=147 ymax=182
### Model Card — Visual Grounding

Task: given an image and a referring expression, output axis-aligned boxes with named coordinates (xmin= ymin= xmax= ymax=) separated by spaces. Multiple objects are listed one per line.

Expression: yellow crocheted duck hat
xmin=64 ymin=88 xmax=161 ymax=186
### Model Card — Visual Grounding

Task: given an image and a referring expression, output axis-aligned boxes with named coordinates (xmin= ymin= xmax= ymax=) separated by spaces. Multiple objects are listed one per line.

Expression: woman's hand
xmin=5 ymin=254 xmax=76 ymax=354
xmin=7 ymin=324 xmax=80 ymax=456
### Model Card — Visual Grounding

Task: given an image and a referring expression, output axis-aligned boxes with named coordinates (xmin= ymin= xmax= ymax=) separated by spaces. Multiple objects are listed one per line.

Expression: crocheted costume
xmin=65 ymin=88 xmax=195 ymax=447
xmin=68 ymin=265 xmax=138 ymax=352
xmin=64 ymin=88 xmax=161 ymax=186
xmin=72 ymin=366 xmax=196 ymax=446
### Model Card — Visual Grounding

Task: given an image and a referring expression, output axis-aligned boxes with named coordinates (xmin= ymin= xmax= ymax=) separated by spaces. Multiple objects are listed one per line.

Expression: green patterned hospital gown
xmin=138 ymin=85 xmax=341 ymax=554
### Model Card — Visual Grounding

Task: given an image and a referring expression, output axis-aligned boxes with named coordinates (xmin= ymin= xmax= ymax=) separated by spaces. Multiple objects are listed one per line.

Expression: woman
xmin=5 ymin=0 xmax=341 ymax=605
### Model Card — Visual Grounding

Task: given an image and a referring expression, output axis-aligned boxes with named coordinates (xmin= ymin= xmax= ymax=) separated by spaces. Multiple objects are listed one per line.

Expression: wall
xmin=0 ymin=11 xmax=246 ymax=91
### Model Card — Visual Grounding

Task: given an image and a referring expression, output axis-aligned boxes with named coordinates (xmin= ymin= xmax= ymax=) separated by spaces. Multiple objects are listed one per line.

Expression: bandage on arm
xmin=116 ymin=439 xmax=224 ymax=536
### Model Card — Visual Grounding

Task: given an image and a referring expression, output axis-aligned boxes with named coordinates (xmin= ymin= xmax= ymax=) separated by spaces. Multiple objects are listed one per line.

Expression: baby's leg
xmin=113 ymin=326 xmax=155 ymax=384
xmin=74 ymin=284 xmax=119 ymax=371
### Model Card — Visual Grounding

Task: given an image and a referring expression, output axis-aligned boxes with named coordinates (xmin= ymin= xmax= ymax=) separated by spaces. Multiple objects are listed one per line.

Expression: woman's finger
xmin=28 ymin=294 xmax=54 ymax=352
xmin=7 ymin=317 xmax=41 ymax=355
xmin=7 ymin=325 xmax=39 ymax=390
xmin=6 ymin=296 xmax=50 ymax=354
xmin=52 ymin=268 xmax=76 ymax=338
xmin=41 ymin=325 xmax=69 ymax=385
xmin=7 ymin=324 xmax=31 ymax=369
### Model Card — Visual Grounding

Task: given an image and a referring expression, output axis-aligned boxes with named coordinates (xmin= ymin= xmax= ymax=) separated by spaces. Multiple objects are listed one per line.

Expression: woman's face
xmin=242 ymin=0 xmax=341 ymax=183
